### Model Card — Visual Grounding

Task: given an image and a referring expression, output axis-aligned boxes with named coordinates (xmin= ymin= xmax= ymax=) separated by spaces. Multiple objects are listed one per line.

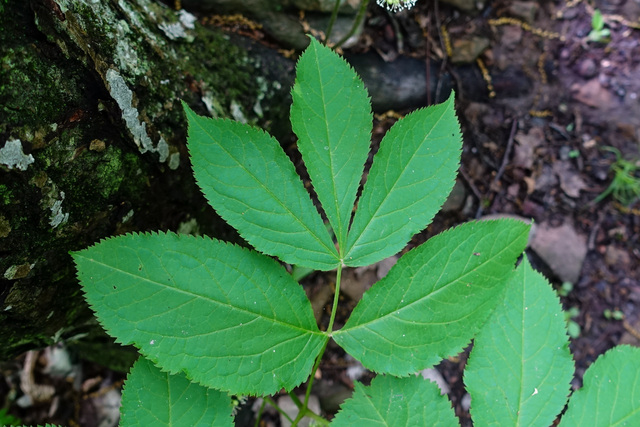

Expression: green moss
xmin=0 ymin=34 xmax=87 ymax=133
xmin=0 ymin=184 xmax=12 ymax=205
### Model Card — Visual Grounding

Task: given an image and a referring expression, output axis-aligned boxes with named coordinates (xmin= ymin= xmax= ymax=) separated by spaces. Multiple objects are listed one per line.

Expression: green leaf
xmin=560 ymin=345 xmax=640 ymax=427
xmin=344 ymin=94 xmax=461 ymax=266
xmin=184 ymin=103 xmax=339 ymax=270
xmin=331 ymin=375 xmax=458 ymax=426
xmin=73 ymin=232 xmax=328 ymax=395
xmin=333 ymin=219 xmax=529 ymax=375
xmin=465 ymin=257 xmax=574 ymax=427
xmin=120 ymin=356 xmax=234 ymax=426
xmin=592 ymin=9 xmax=604 ymax=31
xmin=291 ymin=37 xmax=372 ymax=252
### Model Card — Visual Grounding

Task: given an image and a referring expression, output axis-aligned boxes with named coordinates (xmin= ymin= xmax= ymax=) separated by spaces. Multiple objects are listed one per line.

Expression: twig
xmin=334 ymin=0 xmax=371 ymax=49
xmin=433 ymin=1 xmax=450 ymax=102
xmin=325 ymin=0 xmax=342 ymax=44
xmin=494 ymin=118 xmax=518 ymax=184
xmin=458 ymin=167 xmax=486 ymax=218
xmin=623 ymin=319 xmax=640 ymax=341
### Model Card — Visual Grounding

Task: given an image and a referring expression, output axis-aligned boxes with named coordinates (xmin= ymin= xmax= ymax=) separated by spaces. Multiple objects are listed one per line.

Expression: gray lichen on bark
xmin=0 ymin=0 xmax=294 ymax=364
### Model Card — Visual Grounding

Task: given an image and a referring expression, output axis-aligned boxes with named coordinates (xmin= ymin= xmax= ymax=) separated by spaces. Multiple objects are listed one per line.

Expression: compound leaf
xmin=331 ymin=375 xmax=458 ymax=426
xmin=333 ymin=220 xmax=529 ymax=375
xmin=465 ymin=257 xmax=574 ymax=427
xmin=344 ymin=94 xmax=461 ymax=266
xmin=120 ymin=356 xmax=233 ymax=427
xmin=291 ymin=37 xmax=372 ymax=252
xmin=560 ymin=345 xmax=640 ymax=427
xmin=73 ymin=232 xmax=328 ymax=396
xmin=184 ymin=103 xmax=339 ymax=270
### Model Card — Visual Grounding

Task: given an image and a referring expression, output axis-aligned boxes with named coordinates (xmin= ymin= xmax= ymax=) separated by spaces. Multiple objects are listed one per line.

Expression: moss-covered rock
xmin=0 ymin=0 xmax=293 ymax=364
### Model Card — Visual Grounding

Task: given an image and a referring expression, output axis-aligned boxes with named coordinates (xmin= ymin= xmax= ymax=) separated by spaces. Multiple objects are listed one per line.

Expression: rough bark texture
xmin=0 ymin=0 xmax=294 ymax=366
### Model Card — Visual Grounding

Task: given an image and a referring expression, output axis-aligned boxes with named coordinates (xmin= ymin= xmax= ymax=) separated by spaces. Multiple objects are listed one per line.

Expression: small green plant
xmin=565 ymin=306 xmax=582 ymax=339
xmin=73 ymin=38 xmax=640 ymax=425
xmin=604 ymin=308 xmax=625 ymax=320
xmin=558 ymin=280 xmax=574 ymax=297
xmin=588 ymin=9 xmax=611 ymax=43
xmin=595 ymin=146 xmax=640 ymax=205
xmin=0 ymin=407 xmax=21 ymax=426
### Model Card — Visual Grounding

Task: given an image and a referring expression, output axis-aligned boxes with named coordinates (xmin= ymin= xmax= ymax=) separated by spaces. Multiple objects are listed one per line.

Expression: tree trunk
xmin=0 ymin=0 xmax=294 ymax=366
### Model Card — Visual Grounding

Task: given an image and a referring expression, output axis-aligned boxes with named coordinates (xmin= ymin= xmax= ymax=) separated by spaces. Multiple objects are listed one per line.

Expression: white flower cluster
xmin=376 ymin=0 xmax=418 ymax=12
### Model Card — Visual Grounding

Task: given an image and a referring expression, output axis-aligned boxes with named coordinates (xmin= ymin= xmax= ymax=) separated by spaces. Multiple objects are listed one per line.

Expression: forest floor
xmin=340 ymin=1 xmax=640 ymax=424
xmin=2 ymin=1 xmax=640 ymax=426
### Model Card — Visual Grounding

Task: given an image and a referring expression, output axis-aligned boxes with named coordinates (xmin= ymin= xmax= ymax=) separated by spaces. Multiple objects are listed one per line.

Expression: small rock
xmin=507 ymin=1 xmax=539 ymax=23
xmin=571 ymin=78 xmax=614 ymax=108
xmin=529 ymin=221 xmax=587 ymax=284
xmin=441 ymin=180 xmax=467 ymax=213
xmin=461 ymin=393 xmax=472 ymax=411
xmin=345 ymin=355 xmax=366 ymax=381
xmin=341 ymin=266 xmax=377 ymax=302
xmin=577 ymin=58 xmax=598 ymax=78
xmin=376 ymin=256 xmax=398 ymax=279
xmin=420 ymin=368 xmax=450 ymax=394
xmin=315 ymin=381 xmax=353 ymax=414
xmin=604 ymin=245 xmax=631 ymax=267
xmin=450 ymin=36 xmax=491 ymax=64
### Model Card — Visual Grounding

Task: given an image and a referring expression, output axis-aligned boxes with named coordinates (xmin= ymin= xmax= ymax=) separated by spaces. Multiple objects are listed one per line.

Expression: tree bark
xmin=0 ymin=0 xmax=294 ymax=366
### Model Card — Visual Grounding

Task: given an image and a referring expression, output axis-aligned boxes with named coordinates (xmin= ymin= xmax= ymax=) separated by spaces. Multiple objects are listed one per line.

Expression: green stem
xmin=325 ymin=0 xmax=342 ymax=44
xmin=334 ymin=0 xmax=371 ymax=50
xmin=288 ymin=391 xmax=304 ymax=409
xmin=264 ymin=396 xmax=294 ymax=425
xmin=327 ymin=263 xmax=343 ymax=333
xmin=293 ymin=264 xmax=344 ymax=426
xmin=253 ymin=399 xmax=266 ymax=427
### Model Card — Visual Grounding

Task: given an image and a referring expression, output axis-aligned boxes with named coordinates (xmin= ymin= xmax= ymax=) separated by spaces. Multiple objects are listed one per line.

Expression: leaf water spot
xmin=323 ymin=146 xmax=329 ymax=150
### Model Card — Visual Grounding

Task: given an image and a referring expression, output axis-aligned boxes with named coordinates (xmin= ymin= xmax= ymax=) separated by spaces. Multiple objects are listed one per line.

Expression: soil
xmin=2 ymin=1 xmax=640 ymax=426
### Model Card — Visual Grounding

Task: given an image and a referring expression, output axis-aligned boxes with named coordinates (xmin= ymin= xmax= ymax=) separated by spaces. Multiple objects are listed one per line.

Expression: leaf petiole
xmin=294 ymin=264 xmax=343 ymax=425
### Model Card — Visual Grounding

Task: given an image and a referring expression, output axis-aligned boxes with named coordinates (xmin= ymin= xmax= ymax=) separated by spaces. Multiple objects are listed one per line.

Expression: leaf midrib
xmin=191 ymin=115 xmax=339 ymax=264
xmin=80 ymin=255 xmax=325 ymax=336
xmin=337 ymin=228 xmax=524 ymax=333
xmin=299 ymin=48 xmax=361 ymax=255
xmin=344 ymin=107 xmax=451 ymax=258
